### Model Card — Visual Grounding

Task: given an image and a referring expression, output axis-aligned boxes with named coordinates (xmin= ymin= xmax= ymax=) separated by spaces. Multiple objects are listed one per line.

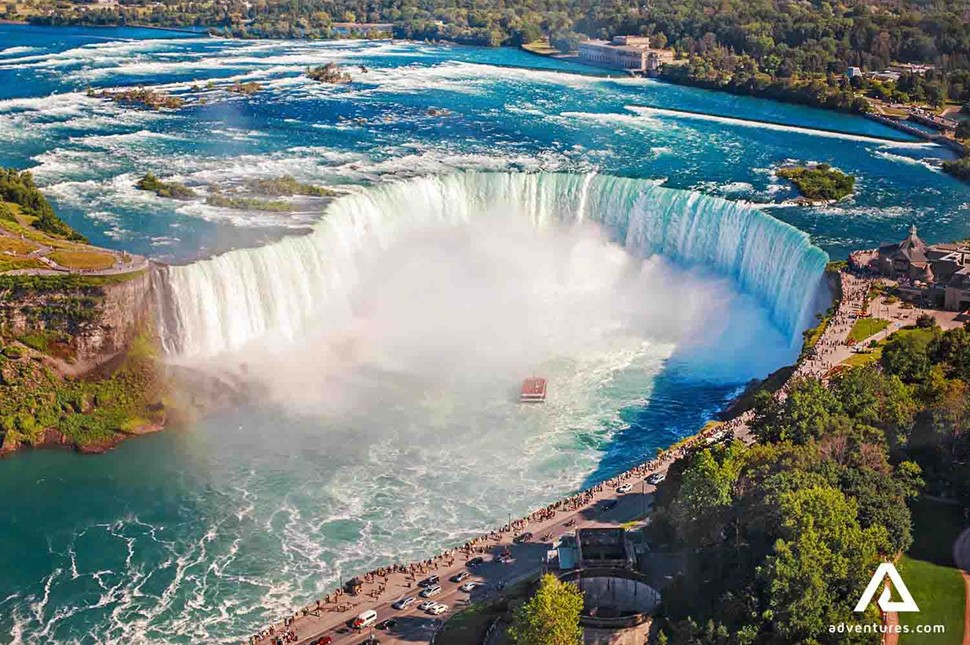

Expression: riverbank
xmin=0 ymin=270 xmax=167 ymax=456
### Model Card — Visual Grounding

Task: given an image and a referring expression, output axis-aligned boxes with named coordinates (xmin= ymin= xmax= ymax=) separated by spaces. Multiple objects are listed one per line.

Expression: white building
xmin=578 ymin=37 xmax=651 ymax=72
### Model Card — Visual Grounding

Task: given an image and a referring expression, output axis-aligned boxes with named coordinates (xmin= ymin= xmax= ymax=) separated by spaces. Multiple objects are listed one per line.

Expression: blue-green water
xmin=0 ymin=24 xmax=968 ymax=645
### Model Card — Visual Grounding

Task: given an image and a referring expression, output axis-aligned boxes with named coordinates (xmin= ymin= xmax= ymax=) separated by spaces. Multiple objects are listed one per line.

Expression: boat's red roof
xmin=521 ymin=378 xmax=547 ymax=395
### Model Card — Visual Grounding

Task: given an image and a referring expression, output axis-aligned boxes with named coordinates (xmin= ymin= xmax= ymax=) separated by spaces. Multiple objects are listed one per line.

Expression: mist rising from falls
xmin=157 ymin=172 xmax=828 ymax=360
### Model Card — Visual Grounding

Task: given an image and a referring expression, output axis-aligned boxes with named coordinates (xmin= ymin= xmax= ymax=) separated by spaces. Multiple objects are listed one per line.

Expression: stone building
xmin=576 ymin=528 xmax=635 ymax=569
xmin=876 ymin=225 xmax=930 ymax=280
xmin=579 ymin=38 xmax=649 ymax=72
xmin=874 ymin=226 xmax=970 ymax=311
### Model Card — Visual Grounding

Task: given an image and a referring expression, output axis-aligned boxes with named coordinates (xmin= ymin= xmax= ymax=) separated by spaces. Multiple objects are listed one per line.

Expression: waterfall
xmin=158 ymin=172 xmax=828 ymax=358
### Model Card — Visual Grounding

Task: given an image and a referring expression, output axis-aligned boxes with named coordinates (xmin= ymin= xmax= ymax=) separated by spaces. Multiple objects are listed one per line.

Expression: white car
xmin=617 ymin=483 xmax=633 ymax=493
xmin=392 ymin=596 xmax=415 ymax=610
xmin=458 ymin=582 xmax=477 ymax=592
xmin=419 ymin=584 xmax=441 ymax=598
xmin=427 ymin=603 xmax=448 ymax=615
xmin=646 ymin=472 xmax=666 ymax=485
xmin=417 ymin=600 xmax=437 ymax=611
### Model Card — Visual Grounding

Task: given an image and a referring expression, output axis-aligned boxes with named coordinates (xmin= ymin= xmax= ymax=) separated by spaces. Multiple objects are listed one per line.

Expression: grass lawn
xmin=842 ymin=344 xmax=884 ymax=367
xmin=0 ymin=213 xmax=87 ymax=250
xmin=848 ymin=317 xmax=890 ymax=343
xmin=49 ymin=249 xmax=116 ymax=270
xmin=0 ymin=255 xmax=46 ymax=273
xmin=0 ymin=236 xmax=40 ymax=254
xmin=897 ymin=555 xmax=965 ymax=644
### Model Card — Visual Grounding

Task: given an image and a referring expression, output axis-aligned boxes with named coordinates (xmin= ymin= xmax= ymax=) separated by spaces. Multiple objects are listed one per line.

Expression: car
xmin=391 ymin=596 xmax=415 ymax=610
xmin=418 ymin=575 xmax=439 ymax=588
xmin=419 ymin=584 xmax=442 ymax=598
xmin=646 ymin=472 xmax=666 ymax=485
xmin=427 ymin=603 xmax=448 ymax=615
xmin=466 ymin=556 xmax=485 ymax=567
xmin=352 ymin=609 xmax=378 ymax=630
xmin=458 ymin=582 xmax=477 ymax=592
xmin=377 ymin=619 xmax=397 ymax=630
xmin=311 ymin=638 xmax=333 ymax=645
xmin=361 ymin=639 xmax=380 ymax=645
xmin=601 ymin=499 xmax=618 ymax=511
xmin=512 ymin=531 xmax=533 ymax=544
xmin=497 ymin=552 xmax=513 ymax=564
xmin=617 ymin=483 xmax=633 ymax=493
xmin=417 ymin=600 xmax=437 ymax=611
xmin=450 ymin=571 xmax=469 ymax=583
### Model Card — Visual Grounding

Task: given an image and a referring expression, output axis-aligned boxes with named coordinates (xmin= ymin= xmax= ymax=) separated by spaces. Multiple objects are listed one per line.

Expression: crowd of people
xmin=248 ymin=616 xmax=299 ymax=645
xmin=248 ymin=270 xmax=874 ymax=645
xmin=792 ymin=272 xmax=873 ymax=383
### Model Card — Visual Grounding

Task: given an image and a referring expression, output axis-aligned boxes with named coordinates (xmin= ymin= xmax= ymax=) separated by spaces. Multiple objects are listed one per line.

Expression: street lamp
xmin=642 ymin=480 xmax=646 ymax=518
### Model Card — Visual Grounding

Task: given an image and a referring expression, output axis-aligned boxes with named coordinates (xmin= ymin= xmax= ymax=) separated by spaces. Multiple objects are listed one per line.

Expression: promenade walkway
xmin=792 ymin=272 xmax=872 ymax=382
xmin=0 ymin=226 xmax=149 ymax=277
xmin=249 ymin=270 xmax=873 ymax=645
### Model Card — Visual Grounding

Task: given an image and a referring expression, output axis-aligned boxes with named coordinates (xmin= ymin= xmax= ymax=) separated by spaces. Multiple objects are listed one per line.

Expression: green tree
xmin=881 ymin=329 xmax=937 ymax=383
xmin=509 ymin=574 xmax=584 ymax=645
xmin=956 ymin=120 xmax=970 ymax=140
xmin=760 ymin=486 xmax=886 ymax=643
xmin=753 ymin=377 xmax=842 ymax=444
xmin=671 ymin=446 xmax=741 ymax=546
xmin=550 ymin=31 xmax=584 ymax=53
xmin=831 ymin=366 xmax=915 ymax=444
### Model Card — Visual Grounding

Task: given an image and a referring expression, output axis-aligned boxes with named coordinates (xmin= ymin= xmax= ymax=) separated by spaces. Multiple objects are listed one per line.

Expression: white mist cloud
xmin=210 ymin=210 xmax=793 ymax=415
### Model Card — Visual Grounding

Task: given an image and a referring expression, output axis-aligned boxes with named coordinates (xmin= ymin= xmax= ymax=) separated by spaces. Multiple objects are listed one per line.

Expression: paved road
xmin=253 ymin=471 xmax=675 ymax=645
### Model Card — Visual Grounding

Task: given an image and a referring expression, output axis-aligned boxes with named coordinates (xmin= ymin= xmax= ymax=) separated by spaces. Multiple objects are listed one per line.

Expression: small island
xmin=87 ymin=87 xmax=185 ymax=111
xmin=134 ymin=172 xmax=340 ymax=212
xmin=205 ymin=191 xmax=293 ymax=212
xmin=243 ymin=175 xmax=340 ymax=197
xmin=228 ymin=81 xmax=263 ymax=95
xmin=777 ymin=163 xmax=856 ymax=202
xmin=305 ymin=63 xmax=352 ymax=84
xmin=135 ymin=172 xmax=196 ymax=200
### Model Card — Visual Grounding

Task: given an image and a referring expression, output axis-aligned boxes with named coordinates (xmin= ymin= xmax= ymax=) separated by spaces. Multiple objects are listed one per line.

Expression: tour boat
xmin=520 ymin=377 xmax=547 ymax=403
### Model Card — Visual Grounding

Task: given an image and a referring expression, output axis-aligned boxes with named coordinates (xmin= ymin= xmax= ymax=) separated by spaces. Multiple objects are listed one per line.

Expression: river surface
xmin=1 ymin=24 xmax=968 ymax=645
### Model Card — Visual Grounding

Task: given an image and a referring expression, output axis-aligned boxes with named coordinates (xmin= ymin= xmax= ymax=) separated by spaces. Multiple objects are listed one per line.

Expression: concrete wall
xmin=576 ymin=576 xmax=660 ymax=615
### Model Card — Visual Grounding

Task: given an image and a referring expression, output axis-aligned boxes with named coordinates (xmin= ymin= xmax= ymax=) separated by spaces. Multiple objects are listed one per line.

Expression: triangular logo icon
xmin=854 ymin=562 xmax=919 ymax=613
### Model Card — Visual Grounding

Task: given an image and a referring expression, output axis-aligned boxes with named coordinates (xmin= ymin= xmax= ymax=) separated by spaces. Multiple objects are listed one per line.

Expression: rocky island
xmin=305 ymin=62 xmax=352 ymax=84
xmin=87 ymin=87 xmax=185 ymax=111
xmin=135 ymin=172 xmax=340 ymax=212
xmin=135 ymin=172 xmax=197 ymax=200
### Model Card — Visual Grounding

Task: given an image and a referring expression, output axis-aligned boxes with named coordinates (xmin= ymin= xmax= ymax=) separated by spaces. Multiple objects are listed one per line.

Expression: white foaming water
xmin=158 ymin=172 xmax=827 ymax=360
xmin=626 ymin=105 xmax=936 ymax=148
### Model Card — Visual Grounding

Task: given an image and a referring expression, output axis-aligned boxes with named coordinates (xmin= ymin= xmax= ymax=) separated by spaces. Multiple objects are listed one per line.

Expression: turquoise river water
xmin=0 ymin=24 xmax=969 ymax=645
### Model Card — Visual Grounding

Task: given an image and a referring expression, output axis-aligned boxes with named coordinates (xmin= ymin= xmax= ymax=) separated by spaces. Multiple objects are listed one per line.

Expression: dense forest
xmin=648 ymin=317 xmax=970 ymax=643
xmin=10 ymin=0 xmax=970 ymax=110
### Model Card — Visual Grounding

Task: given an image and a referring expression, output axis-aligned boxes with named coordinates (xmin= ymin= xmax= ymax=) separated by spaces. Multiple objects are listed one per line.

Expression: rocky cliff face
xmin=0 ymin=268 xmax=157 ymax=372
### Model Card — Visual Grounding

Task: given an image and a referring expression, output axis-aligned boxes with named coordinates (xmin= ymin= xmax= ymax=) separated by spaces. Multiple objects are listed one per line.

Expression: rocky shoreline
xmin=0 ymin=418 xmax=165 ymax=456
